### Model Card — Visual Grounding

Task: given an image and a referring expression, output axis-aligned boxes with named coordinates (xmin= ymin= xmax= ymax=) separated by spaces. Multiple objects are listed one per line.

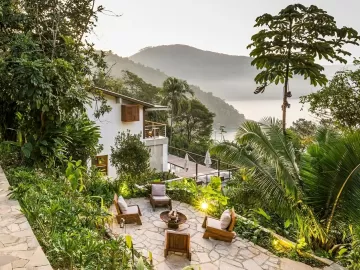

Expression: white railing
xmin=144 ymin=121 xmax=166 ymax=139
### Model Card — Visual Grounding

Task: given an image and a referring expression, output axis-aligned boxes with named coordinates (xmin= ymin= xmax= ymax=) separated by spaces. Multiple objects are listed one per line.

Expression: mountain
xmin=103 ymin=52 xmax=245 ymax=128
xmin=130 ymin=45 xmax=353 ymax=100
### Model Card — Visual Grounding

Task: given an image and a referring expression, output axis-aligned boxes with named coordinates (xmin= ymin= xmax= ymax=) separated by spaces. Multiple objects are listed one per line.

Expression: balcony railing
xmin=144 ymin=121 xmax=166 ymax=139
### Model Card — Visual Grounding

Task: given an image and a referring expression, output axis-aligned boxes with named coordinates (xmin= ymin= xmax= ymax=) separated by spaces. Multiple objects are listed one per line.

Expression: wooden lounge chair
xmin=150 ymin=182 xmax=172 ymax=211
xmin=164 ymin=230 xmax=191 ymax=260
xmin=202 ymin=209 xmax=236 ymax=242
xmin=113 ymin=194 xmax=142 ymax=225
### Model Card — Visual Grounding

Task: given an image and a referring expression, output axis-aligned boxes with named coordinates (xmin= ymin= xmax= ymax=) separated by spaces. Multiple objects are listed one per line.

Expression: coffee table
xmin=160 ymin=211 xmax=187 ymax=229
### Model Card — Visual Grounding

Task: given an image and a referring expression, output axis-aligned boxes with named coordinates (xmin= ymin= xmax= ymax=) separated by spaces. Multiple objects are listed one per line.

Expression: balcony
xmin=144 ymin=121 xmax=167 ymax=139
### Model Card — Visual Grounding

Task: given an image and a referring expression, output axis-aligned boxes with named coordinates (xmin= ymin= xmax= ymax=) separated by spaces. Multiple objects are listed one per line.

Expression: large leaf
xmin=21 ymin=142 xmax=33 ymax=158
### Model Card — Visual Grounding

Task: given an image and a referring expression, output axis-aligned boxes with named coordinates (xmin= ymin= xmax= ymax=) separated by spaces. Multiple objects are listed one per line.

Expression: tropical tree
xmin=287 ymin=118 xmax=318 ymax=156
xmin=110 ymin=131 xmax=151 ymax=193
xmin=247 ymin=4 xmax=360 ymax=132
xmin=0 ymin=0 xmax=106 ymax=166
xmin=212 ymin=119 xmax=360 ymax=249
xmin=301 ymin=62 xmax=360 ymax=130
xmin=212 ymin=118 xmax=324 ymax=243
xmin=301 ymin=129 xmax=360 ymax=237
xmin=174 ymin=99 xmax=215 ymax=147
xmin=161 ymin=77 xmax=194 ymax=145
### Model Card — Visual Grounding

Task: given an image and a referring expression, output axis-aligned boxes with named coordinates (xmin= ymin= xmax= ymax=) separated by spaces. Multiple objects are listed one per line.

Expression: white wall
xmin=86 ymin=94 xmax=144 ymax=179
xmin=145 ymin=137 xmax=168 ymax=172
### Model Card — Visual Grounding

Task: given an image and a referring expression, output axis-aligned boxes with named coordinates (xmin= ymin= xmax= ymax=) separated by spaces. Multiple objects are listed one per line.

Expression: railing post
xmin=195 ymin=163 xmax=198 ymax=181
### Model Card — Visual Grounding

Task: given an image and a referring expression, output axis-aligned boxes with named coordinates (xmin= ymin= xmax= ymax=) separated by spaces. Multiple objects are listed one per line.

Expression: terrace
xmin=109 ymin=197 xmax=342 ymax=270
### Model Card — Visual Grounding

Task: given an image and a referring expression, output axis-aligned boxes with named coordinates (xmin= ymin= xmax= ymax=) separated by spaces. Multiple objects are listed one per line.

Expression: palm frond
xmin=302 ymin=131 xmax=360 ymax=233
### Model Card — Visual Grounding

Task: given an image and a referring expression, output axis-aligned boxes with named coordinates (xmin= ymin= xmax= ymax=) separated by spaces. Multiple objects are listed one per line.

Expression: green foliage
xmin=287 ymin=119 xmax=318 ymax=160
xmin=339 ymin=226 xmax=360 ymax=270
xmin=234 ymin=218 xmax=325 ymax=267
xmin=211 ymin=119 xmax=320 ymax=245
xmin=213 ymin=118 xmax=360 ymax=265
xmin=65 ymin=158 xmax=85 ymax=192
xmin=0 ymin=143 xmax=22 ymax=169
xmin=161 ymin=77 xmax=194 ymax=145
xmin=65 ymin=114 xmax=102 ymax=163
xmin=235 ymin=218 xmax=272 ymax=246
xmin=223 ymin=169 xmax=263 ymax=215
xmin=110 ymin=131 xmax=152 ymax=194
xmin=248 ymin=4 xmax=359 ymax=129
xmin=212 ymin=118 xmax=312 ymax=230
xmin=173 ymin=99 xmax=215 ymax=150
xmin=301 ymin=63 xmax=360 ymax=130
xmin=5 ymin=166 xmax=152 ymax=269
xmin=301 ymin=130 xmax=360 ymax=237
xmin=83 ymin=168 xmax=114 ymax=207
xmin=110 ymin=131 xmax=150 ymax=177
xmin=0 ymin=0 xmax=105 ymax=167
xmin=167 ymin=177 xmax=227 ymax=217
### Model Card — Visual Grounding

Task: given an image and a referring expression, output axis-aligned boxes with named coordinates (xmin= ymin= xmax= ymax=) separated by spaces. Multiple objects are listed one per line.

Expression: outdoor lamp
xmin=201 ymin=201 xmax=208 ymax=211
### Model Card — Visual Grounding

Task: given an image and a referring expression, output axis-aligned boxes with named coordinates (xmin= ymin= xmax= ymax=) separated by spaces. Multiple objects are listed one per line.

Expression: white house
xmin=86 ymin=87 xmax=169 ymax=179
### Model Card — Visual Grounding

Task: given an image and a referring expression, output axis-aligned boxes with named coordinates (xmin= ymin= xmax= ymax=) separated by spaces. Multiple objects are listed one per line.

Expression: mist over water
xmin=213 ymin=99 xmax=314 ymax=142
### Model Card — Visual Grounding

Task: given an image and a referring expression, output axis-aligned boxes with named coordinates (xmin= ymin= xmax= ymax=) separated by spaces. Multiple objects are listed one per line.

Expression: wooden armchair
xmin=202 ymin=209 xmax=236 ymax=242
xmin=150 ymin=183 xmax=172 ymax=211
xmin=164 ymin=230 xmax=191 ymax=260
xmin=113 ymin=194 xmax=142 ymax=225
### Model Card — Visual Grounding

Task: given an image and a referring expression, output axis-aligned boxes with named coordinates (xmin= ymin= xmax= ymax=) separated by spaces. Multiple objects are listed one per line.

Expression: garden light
xmin=201 ymin=201 xmax=208 ymax=210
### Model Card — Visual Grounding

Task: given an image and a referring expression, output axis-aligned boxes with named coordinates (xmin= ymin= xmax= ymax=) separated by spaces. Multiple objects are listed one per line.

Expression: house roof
xmin=94 ymin=87 xmax=168 ymax=110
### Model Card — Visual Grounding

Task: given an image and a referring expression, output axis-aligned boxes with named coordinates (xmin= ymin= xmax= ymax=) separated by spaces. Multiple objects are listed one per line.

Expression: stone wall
xmin=0 ymin=167 xmax=52 ymax=270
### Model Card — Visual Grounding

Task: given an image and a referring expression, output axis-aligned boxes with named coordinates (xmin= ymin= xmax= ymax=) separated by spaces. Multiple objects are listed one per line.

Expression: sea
xmin=214 ymin=98 xmax=315 ymax=142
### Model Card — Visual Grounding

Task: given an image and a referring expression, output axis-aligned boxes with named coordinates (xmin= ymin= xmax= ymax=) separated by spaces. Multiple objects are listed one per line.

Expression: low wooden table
xmin=160 ymin=211 xmax=187 ymax=229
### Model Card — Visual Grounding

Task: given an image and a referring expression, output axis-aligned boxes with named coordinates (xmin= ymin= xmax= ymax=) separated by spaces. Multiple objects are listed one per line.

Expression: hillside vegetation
xmin=130 ymin=45 xmax=352 ymax=100
xmin=104 ymin=52 xmax=245 ymax=128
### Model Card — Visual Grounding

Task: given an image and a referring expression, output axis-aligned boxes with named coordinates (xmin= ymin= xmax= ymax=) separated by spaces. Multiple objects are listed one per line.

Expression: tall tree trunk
xmin=282 ymin=19 xmax=293 ymax=133
xmin=283 ymin=73 xmax=289 ymax=133
xmin=169 ymin=107 xmax=174 ymax=146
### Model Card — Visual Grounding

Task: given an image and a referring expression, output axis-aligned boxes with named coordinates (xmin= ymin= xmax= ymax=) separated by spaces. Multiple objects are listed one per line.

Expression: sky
xmin=89 ymin=0 xmax=360 ymax=62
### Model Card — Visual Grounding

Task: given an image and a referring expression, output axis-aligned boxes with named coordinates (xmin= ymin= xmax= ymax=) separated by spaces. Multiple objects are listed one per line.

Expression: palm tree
xmin=301 ymin=129 xmax=360 ymax=235
xmin=212 ymin=118 xmax=360 ymax=248
xmin=212 ymin=118 xmax=324 ymax=242
xmin=161 ymin=77 xmax=194 ymax=145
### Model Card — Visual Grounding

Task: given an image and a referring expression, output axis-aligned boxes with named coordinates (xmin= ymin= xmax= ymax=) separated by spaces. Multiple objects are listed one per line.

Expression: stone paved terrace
xmin=0 ymin=167 xmax=52 ymax=270
xmin=110 ymin=198 xmax=345 ymax=270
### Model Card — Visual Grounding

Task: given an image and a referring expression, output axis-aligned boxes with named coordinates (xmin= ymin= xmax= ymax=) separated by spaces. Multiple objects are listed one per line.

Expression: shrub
xmin=7 ymin=166 xmax=152 ymax=269
xmin=111 ymin=131 xmax=153 ymax=194
xmin=166 ymin=177 xmax=228 ymax=217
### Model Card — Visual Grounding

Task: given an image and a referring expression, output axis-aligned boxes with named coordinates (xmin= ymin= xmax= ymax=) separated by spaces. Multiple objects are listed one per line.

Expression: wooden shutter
xmin=122 ymin=105 xmax=139 ymax=122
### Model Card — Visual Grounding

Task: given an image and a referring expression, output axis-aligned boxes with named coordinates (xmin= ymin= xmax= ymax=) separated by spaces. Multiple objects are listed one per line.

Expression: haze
xmin=90 ymin=0 xmax=360 ymax=63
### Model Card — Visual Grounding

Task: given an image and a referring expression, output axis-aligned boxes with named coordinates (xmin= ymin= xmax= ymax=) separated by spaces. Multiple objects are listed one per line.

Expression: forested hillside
xmin=103 ymin=52 xmax=245 ymax=128
xmin=130 ymin=45 xmax=353 ymax=100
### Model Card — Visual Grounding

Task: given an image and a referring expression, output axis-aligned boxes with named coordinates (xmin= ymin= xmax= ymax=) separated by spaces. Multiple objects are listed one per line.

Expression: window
xmin=92 ymin=155 xmax=108 ymax=175
xmin=121 ymin=105 xmax=140 ymax=122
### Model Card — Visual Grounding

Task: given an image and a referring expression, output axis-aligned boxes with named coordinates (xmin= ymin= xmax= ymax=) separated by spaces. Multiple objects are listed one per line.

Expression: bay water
xmin=214 ymin=99 xmax=314 ymax=142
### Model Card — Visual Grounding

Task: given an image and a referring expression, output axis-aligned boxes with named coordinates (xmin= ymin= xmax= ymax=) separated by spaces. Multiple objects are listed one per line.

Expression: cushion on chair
xmin=117 ymin=195 xmax=128 ymax=212
xmin=220 ymin=209 xmax=231 ymax=229
xmin=152 ymin=195 xmax=170 ymax=202
xmin=207 ymin=217 xmax=222 ymax=230
xmin=152 ymin=184 xmax=166 ymax=196
xmin=122 ymin=205 xmax=139 ymax=215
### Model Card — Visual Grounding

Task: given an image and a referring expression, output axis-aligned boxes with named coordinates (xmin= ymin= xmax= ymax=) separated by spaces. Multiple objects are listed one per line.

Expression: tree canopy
xmin=173 ymin=99 xmax=215 ymax=153
xmin=212 ymin=119 xmax=360 ymax=249
xmin=248 ymin=4 xmax=360 ymax=131
xmin=301 ymin=63 xmax=360 ymax=130
xmin=0 ymin=0 xmax=105 ymax=166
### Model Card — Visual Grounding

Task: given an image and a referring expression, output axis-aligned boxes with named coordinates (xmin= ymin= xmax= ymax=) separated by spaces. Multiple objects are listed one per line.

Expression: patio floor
xmin=110 ymin=198 xmax=335 ymax=270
